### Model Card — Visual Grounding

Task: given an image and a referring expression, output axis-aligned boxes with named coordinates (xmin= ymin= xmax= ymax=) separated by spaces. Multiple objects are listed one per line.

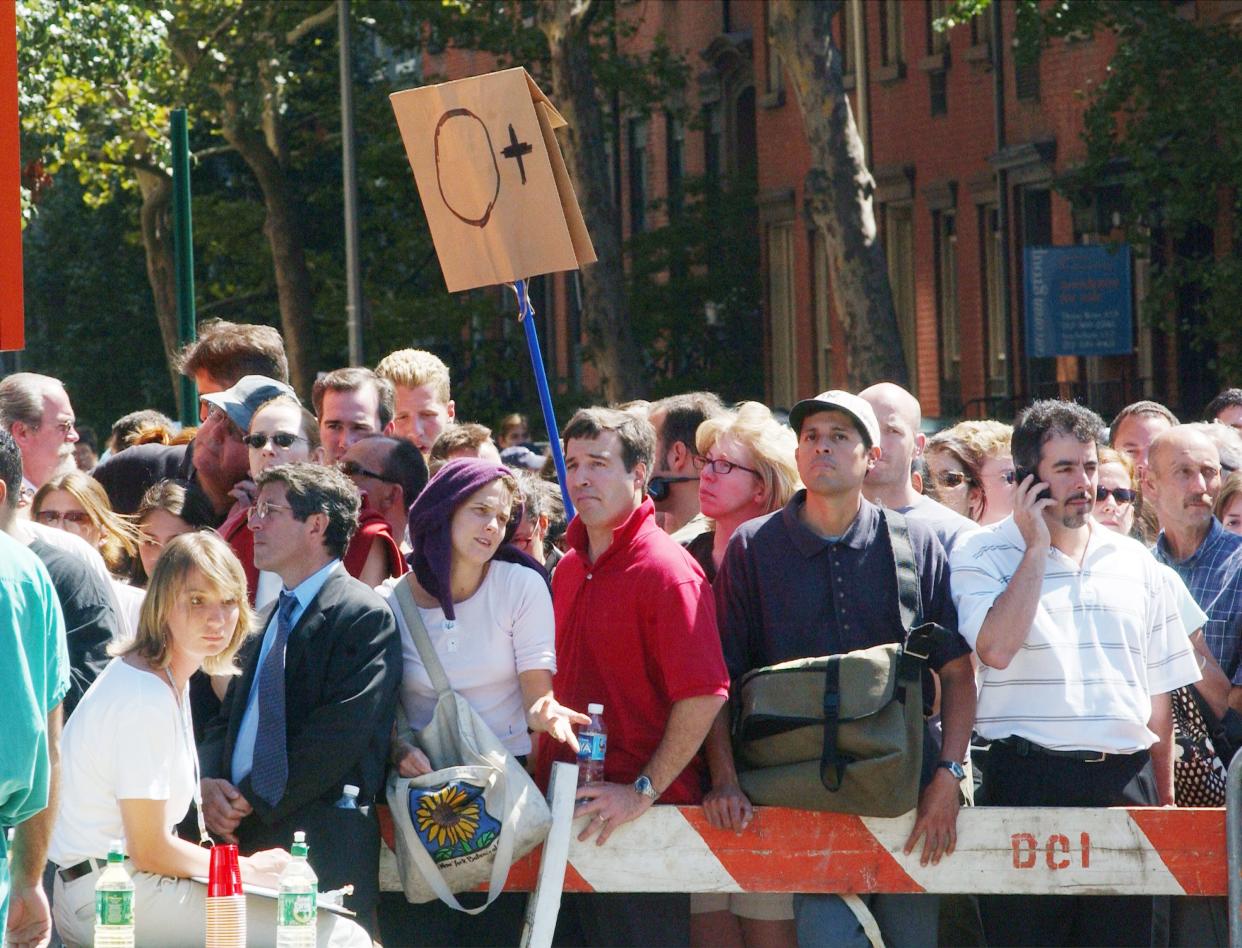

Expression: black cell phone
xmin=1014 ymin=467 xmax=1052 ymax=501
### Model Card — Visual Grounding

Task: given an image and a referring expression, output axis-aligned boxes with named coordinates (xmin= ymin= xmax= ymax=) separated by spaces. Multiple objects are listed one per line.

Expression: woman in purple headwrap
xmin=376 ymin=458 xmax=587 ymax=779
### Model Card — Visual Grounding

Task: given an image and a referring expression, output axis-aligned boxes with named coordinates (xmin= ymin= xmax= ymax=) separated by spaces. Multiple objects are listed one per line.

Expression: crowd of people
xmin=3 ymin=317 xmax=1242 ymax=947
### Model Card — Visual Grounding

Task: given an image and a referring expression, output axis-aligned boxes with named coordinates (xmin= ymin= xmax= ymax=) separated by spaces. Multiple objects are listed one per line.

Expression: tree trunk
xmin=219 ymin=117 xmax=318 ymax=398
xmin=769 ymin=0 xmax=909 ymax=389
xmin=537 ymin=0 xmax=645 ymax=402
xmin=134 ymin=168 xmax=185 ymax=413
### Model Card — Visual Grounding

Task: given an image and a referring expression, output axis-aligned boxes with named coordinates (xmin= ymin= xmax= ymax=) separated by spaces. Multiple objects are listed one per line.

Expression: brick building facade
xmin=430 ymin=0 xmax=1238 ymax=421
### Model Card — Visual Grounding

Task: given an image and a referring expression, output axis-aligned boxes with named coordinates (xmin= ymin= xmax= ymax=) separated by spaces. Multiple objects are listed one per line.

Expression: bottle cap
xmin=107 ymin=839 xmax=126 ymax=863
xmin=343 ymin=784 xmax=359 ymax=797
xmin=587 ymin=703 xmax=603 ymax=715
xmin=208 ymin=843 xmax=243 ymax=897
xmin=292 ymin=830 xmax=309 ymax=858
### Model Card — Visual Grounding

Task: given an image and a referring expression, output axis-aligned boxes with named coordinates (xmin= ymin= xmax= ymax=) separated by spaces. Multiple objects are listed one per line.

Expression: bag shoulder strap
xmin=393 ymin=578 xmax=453 ymax=697
xmin=883 ymin=508 xmax=921 ymax=636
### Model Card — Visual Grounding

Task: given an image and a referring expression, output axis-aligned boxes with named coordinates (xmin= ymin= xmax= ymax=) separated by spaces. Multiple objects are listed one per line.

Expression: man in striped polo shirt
xmin=950 ymin=399 xmax=1200 ymax=947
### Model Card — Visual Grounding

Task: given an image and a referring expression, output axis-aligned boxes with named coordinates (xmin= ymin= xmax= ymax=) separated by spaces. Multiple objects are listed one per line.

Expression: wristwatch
xmin=936 ymin=760 xmax=967 ymax=781
xmin=633 ymin=775 xmax=659 ymax=801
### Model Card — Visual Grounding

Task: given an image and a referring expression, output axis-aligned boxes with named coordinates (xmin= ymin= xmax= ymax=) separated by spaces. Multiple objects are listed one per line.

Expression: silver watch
xmin=633 ymin=775 xmax=659 ymax=801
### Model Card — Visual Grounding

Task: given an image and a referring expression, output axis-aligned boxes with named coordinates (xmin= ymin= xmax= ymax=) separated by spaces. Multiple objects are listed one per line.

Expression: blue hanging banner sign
xmin=1023 ymin=244 xmax=1133 ymax=358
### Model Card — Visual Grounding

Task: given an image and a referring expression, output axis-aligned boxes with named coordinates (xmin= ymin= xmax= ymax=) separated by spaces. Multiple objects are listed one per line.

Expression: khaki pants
xmin=53 ymin=862 xmax=371 ymax=948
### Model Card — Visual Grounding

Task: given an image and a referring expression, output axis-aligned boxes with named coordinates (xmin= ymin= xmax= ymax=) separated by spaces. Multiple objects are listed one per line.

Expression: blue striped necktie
xmin=250 ymin=591 xmax=298 ymax=806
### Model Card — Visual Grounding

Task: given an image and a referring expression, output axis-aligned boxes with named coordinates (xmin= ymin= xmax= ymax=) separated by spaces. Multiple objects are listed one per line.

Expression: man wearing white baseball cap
xmin=713 ymin=389 xmax=976 ymax=947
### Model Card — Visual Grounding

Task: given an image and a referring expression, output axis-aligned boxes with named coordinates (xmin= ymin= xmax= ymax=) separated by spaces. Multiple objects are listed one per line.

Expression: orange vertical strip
xmin=0 ymin=1 xmax=22 ymax=352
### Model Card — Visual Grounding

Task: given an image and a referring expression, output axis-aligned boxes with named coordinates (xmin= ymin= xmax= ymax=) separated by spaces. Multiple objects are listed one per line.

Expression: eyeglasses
xmin=693 ymin=455 xmax=761 ymax=477
xmin=933 ymin=471 xmax=975 ymax=489
xmin=246 ymin=500 xmax=294 ymax=523
xmin=337 ymin=460 xmax=395 ymax=483
xmin=647 ymin=475 xmax=698 ymax=502
xmin=244 ymin=431 xmax=307 ymax=450
xmin=35 ymin=509 xmax=93 ymax=527
xmin=1095 ymin=485 xmax=1136 ymax=505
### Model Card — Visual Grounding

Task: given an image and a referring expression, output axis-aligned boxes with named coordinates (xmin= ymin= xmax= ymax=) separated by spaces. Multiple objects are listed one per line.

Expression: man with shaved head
xmin=1148 ymin=426 xmax=1242 ymax=707
xmin=860 ymin=383 xmax=977 ymax=555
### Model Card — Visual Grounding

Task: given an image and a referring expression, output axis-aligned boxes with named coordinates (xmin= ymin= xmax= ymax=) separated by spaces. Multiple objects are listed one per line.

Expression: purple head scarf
xmin=405 ymin=457 xmax=547 ymax=619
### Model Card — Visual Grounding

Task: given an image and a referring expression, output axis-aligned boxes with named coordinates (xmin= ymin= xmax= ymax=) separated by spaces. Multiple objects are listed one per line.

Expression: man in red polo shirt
xmin=536 ymin=406 xmax=728 ymax=947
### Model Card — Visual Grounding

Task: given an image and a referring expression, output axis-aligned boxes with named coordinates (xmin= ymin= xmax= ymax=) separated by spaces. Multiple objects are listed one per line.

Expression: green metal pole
xmin=171 ymin=108 xmax=198 ymax=427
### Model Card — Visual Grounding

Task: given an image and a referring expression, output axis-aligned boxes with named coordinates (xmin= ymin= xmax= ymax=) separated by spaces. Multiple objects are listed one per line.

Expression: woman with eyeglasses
xmin=1214 ymin=471 xmax=1242 ymax=536
xmin=687 ymin=403 xmax=801 ymax=948
xmin=33 ymin=470 xmax=146 ymax=637
xmin=1092 ymin=447 xmax=1232 ymax=809
xmin=682 ymin=402 xmax=801 ymax=583
xmin=923 ymin=433 xmax=986 ymax=522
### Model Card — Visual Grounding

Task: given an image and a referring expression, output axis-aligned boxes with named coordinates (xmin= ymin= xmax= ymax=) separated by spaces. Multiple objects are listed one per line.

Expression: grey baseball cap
xmin=201 ymin=375 xmax=297 ymax=432
xmin=788 ymin=390 xmax=882 ymax=448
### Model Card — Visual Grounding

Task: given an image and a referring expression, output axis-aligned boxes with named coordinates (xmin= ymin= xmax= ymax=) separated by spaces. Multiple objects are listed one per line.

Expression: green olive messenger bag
xmin=732 ymin=510 xmax=948 ymax=817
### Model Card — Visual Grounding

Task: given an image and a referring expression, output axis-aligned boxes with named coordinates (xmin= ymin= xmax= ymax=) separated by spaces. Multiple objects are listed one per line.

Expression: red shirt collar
xmin=565 ymin=497 xmax=657 ymax=569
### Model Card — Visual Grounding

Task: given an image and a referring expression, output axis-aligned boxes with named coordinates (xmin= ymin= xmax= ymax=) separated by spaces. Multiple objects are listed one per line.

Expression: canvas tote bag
xmin=385 ymin=579 xmax=552 ymax=911
xmin=733 ymin=510 xmax=945 ymax=817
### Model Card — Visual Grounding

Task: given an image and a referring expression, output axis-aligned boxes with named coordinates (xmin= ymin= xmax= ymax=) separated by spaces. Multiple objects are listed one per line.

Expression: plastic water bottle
xmin=276 ymin=831 xmax=318 ymax=948
xmin=577 ymin=703 xmax=607 ymax=785
xmin=334 ymin=784 xmax=359 ymax=809
xmin=94 ymin=839 xmax=135 ymax=948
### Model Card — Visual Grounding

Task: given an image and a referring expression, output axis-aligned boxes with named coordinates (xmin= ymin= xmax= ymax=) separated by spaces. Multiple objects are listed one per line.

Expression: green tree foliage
xmin=941 ymin=0 xmax=1242 ymax=378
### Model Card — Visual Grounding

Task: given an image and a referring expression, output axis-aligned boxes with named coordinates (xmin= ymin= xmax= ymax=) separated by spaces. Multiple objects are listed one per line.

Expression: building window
xmin=839 ymin=2 xmax=851 ymax=77
xmin=971 ymin=7 xmax=993 ymax=48
xmin=1014 ymin=50 xmax=1040 ymax=101
xmin=764 ymin=5 xmax=783 ymax=98
xmin=665 ymin=112 xmax=684 ymax=216
xmin=767 ymin=221 xmax=798 ymax=409
xmin=883 ymin=203 xmax=918 ymax=392
xmin=627 ymin=118 xmax=648 ymax=233
xmin=980 ymin=205 xmax=1011 ymax=396
xmin=703 ymin=104 xmax=723 ymax=186
xmin=934 ymin=211 xmax=961 ymax=414
xmin=927 ymin=0 xmax=949 ymax=54
xmin=880 ymin=0 xmax=904 ymax=68
xmin=813 ymin=229 xmax=833 ymax=390
xmin=930 ymin=71 xmax=948 ymax=115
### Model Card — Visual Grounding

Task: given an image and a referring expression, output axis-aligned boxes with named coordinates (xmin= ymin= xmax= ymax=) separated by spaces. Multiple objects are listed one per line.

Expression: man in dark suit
xmin=198 ymin=462 xmax=401 ymax=929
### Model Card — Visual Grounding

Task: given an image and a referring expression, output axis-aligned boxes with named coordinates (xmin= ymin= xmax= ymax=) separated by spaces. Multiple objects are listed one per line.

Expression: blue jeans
xmin=793 ymin=893 xmax=939 ymax=948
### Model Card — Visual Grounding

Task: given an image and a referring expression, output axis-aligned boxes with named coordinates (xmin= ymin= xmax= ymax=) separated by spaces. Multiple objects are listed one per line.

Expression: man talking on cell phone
xmin=950 ymin=400 xmax=1200 ymax=947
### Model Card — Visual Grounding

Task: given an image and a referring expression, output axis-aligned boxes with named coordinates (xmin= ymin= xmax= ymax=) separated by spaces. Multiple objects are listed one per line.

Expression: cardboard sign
xmin=390 ymin=67 xmax=596 ymax=293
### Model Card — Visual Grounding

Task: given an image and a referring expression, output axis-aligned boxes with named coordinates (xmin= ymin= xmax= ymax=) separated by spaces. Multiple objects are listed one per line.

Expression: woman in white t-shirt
xmin=49 ymin=531 xmax=371 ymax=948
xmin=377 ymin=459 xmax=585 ymax=944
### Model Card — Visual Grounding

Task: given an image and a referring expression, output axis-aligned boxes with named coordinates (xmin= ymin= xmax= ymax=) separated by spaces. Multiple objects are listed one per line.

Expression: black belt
xmin=57 ymin=857 xmax=106 ymax=883
xmin=995 ymin=736 xmax=1125 ymax=763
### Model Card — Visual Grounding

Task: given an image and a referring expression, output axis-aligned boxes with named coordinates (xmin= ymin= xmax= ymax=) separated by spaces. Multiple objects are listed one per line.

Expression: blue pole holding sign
xmin=513 ymin=279 xmax=575 ymax=522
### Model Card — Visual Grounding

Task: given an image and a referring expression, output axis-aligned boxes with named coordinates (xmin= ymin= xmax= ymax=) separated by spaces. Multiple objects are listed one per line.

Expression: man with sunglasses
xmin=338 ymin=435 xmax=428 ymax=584
xmin=647 ymin=392 xmax=725 ymax=538
xmin=860 ymin=383 xmax=977 ymax=555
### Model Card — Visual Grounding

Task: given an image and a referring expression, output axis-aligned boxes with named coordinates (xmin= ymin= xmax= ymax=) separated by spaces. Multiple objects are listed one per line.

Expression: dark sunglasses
xmin=338 ymin=459 xmax=396 ymax=483
xmin=934 ymin=471 xmax=975 ymax=489
xmin=647 ymin=475 xmax=698 ymax=502
xmin=243 ymin=431 xmax=307 ymax=450
xmin=35 ymin=509 xmax=93 ymax=527
xmin=1095 ymin=485 xmax=1136 ymax=505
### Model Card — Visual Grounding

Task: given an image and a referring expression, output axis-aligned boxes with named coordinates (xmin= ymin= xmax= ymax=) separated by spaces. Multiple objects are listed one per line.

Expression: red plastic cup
xmin=208 ymin=844 xmax=242 ymax=897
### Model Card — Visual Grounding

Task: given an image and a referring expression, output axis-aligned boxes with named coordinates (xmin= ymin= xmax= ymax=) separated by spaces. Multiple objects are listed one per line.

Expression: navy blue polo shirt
xmin=714 ymin=493 xmax=968 ymax=681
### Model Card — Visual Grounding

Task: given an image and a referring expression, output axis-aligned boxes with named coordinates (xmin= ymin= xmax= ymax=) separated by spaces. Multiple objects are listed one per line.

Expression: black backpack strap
xmin=820 ymin=656 xmax=846 ymax=791
xmin=884 ymin=509 xmax=920 ymax=638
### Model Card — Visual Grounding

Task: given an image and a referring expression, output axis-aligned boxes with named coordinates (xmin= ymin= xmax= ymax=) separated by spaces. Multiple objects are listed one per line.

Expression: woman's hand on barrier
xmin=903 ymin=769 xmax=961 ymax=866
xmin=394 ymin=741 xmax=433 ymax=778
xmin=242 ymin=848 xmax=292 ymax=889
xmin=702 ymin=780 xmax=753 ymax=833
xmin=527 ymin=695 xmax=592 ymax=749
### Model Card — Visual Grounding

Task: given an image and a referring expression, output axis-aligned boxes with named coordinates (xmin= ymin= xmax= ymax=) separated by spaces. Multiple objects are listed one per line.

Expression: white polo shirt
xmin=951 ymin=517 xmax=1200 ymax=753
